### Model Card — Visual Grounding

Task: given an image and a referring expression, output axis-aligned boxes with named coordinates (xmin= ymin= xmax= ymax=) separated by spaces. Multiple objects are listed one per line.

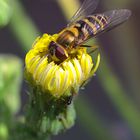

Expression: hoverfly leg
xmin=88 ymin=45 xmax=98 ymax=54
xmin=79 ymin=44 xmax=98 ymax=54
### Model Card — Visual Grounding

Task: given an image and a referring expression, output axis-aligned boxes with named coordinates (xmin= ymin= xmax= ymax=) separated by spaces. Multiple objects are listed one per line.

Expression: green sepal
xmin=25 ymin=86 xmax=76 ymax=137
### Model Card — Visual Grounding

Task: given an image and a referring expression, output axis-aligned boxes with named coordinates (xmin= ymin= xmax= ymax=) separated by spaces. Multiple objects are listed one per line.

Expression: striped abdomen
xmin=73 ymin=14 xmax=108 ymax=44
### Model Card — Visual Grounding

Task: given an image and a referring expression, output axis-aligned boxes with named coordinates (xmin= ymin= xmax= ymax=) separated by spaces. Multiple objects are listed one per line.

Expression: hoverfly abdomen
xmin=72 ymin=14 xmax=109 ymax=45
xmin=75 ymin=20 xmax=93 ymax=39
xmin=93 ymin=14 xmax=108 ymax=28
xmin=86 ymin=16 xmax=101 ymax=30
xmin=86 ymin=15 xmax=108 ymax=33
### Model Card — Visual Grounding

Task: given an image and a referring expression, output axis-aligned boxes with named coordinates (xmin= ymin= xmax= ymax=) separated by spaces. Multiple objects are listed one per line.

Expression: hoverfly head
xmin=48 ymin=41 xmax=68 ymax=62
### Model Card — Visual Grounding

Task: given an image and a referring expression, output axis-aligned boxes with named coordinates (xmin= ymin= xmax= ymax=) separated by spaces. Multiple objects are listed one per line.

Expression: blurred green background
xmin=0 ymin=0 xmax=140 ymax=140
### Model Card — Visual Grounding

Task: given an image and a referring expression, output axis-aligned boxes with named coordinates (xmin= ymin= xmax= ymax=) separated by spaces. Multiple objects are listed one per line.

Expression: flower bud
xmin=25 ymin=33 xmax=100 ymax=101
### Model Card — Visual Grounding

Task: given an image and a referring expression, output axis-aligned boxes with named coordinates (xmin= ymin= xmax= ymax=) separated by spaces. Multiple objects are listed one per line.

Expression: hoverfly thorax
xmin=56 ymin=29 xmax=76 ymax=49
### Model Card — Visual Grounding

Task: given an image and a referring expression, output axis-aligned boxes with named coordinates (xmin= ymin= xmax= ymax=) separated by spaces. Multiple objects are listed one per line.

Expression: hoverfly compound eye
xmin=48 ymin=41 xmax=68 ymax=62
xmin=50 ymin=47 xmax=55 ymax=55
xmin=48 ymin=41 xmax=56 ymax=55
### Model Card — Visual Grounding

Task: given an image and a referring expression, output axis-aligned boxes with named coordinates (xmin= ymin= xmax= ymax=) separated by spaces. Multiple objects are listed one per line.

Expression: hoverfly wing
xmin=76 ymin=9 xmax=131 ymax=45
xmin=94 ymin=9 xmax=132 ymax=37
xmin=68 ymin=0 xmax=99 ymax=26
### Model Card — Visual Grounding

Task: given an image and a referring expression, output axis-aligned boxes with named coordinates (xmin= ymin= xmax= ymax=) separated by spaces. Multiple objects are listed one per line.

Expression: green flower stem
xmin=9 ymin=0 xmax=39 ymax=52
xmin=98 ymin=52 xmax=140 ymax=139
xmin=57 ymin=0 xmax=81 ymax=20
xmin=76 ymin=96 xmax=112 ymax=140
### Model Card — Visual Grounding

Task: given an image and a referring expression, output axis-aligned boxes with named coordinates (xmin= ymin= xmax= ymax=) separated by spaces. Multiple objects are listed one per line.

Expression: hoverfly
xmin=48 ymin=0 xmax=131 ymax=62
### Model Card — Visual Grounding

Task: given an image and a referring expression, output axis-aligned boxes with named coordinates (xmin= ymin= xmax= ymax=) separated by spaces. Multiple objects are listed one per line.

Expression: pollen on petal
xmin=38 ymin=62 xmax=54 ymax=86
xmin=62 ymin=61 xmax=77 ymax=85
xmin=33 ymin=56 xmax=48 ymax=80
xmin=72 ymin=58 xmax=83 ymax=84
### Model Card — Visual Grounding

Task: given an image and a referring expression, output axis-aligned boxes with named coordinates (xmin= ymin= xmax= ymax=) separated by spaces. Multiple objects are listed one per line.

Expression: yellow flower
xmin=25 ymin=34 xmax=100 ymax=98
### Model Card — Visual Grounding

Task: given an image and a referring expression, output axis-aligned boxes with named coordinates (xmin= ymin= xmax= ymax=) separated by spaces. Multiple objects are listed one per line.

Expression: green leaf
xmin=0 ymin=123 xmax=8 ymax=140
xmin=0 ymin=0 xmax=12 ymax=27
xmin=0 ymin=54 xmax=23 ymax=114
